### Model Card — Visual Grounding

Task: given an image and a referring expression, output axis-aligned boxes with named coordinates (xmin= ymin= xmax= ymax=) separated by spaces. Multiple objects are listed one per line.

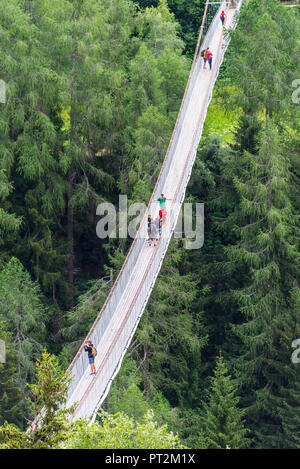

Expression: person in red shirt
xmin=206 ymin=49 xmax=213 ymax=70
xmin=220 ymin=10 xmax=226 ymax=27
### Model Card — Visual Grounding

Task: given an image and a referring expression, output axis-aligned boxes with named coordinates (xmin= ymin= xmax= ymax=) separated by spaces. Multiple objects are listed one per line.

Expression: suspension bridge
xmin=30 ymin=0 xmax=243 ymax=428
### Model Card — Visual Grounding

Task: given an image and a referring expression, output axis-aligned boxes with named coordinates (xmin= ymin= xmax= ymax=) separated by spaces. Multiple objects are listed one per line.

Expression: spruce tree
xmin=199 ymin=353 xmax=250 ymax=449
xmin=0 ymin=349 xmax=73 ymax=448
xmin=226 ymin=120 xmax=299 ymax=448
xmin=221 ymin=0 xmax=300 ymax=448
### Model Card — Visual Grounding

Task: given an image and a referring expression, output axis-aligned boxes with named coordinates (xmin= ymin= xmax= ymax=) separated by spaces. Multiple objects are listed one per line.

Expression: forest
xmin=0 ymin=0 xmax=299 ymax=450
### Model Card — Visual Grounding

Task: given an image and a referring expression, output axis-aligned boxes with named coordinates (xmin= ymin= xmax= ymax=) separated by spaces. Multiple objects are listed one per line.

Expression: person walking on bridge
xmin=202 ymin=47 xmax=209 ymax=69
xmin=147 ymin=214 xmax=152 ymax=242
xmin=156 ymin=214 xmax=162 ymax=239
xmin=206 ymin=49 xmax=213 ymax=70
xmin=150 ymin=218 xmax=158 ymax=246
xmin=220 ymin=10 xmax=226 ymax=27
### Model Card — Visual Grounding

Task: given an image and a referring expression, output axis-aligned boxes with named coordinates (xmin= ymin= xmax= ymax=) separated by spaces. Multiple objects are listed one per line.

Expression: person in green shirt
xmin=154 ymin=193 xmax=171 ymax=209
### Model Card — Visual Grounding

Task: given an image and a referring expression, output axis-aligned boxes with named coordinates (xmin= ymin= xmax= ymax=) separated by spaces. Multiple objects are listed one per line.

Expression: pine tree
xmin=199 ymin=353 xmax=250 ymax=449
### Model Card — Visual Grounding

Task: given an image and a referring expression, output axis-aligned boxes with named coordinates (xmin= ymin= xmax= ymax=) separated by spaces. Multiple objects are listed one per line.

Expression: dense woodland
xmin=0 ymin=0 xmax=299 ymax=449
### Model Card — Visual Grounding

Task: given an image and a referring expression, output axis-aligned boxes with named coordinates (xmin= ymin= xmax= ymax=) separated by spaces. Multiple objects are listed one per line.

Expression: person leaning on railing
xmin=153 ymin=193 xmax=172 ymax=209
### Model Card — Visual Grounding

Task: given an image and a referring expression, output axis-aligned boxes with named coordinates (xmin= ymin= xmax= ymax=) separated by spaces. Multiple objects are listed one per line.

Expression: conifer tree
xmin=0 ymin=257 xmax=48 ymax=426
xmin=0 ymin=0 xmax=70 ymax=302
xmin=221 ymin=1 xmax=300 ymax=448
xmin=133 ymin=0 xmax=205 ymax=56
xmin=227 ymin=0 xmax=299 ymax=122
xmin=0 ymin=170 xmax=22 ymax=239
xmin=0 ymin=349 xmax=73 ymax=448
xmin=225 ymin=120 xmax=299 ymax=448
xmin=199 ymin=353 xmax=250 ymax=449
xmin=132 ymin=240 xmax=207 ymax=408
xmin=0 ymin=323 xmax=23 ymax=428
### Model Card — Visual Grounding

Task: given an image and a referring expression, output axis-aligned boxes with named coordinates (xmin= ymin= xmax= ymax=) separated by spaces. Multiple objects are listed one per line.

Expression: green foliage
xmin=105 ymin=383 xmax=151 ymax=422
xmin=0 ymin=208 xmax=21 ymax=237
xmin=67 ymin=409 xmax=185 ymax=449
xmin=0 ymin=0 xmax=71 ymax=304
xmin=0 ymin=349 xmax=73 ymax=449
xmin=0 ymin=323 xmax=23 ymax=427
xmin=102 ymin=354 xmax=182 ymax=434
xmin=186 ymin=1 xmax=300 ymax=448
xmin=59 ymin=277 xmax=111 ymax=362
xmin=131 ymin=239 xmax=208 ymax=408
xmin=27 ymin=350 xmax=73 ymax=448
xmin=227 ymin=0 xmax=299 ymax=120
xmin=0 ymin=257 xmax=52 ymax=427
xmin=0 ymin=165 xmax=22 ymax=236
xmin=0 ymin=349 xmax=184 ymax=449
xmin=0 ymin=0 xmax=299 ymax=450
xmin=203 ymin=87 xmax=241 ymax=145
xmin=0 ymin=0 xmax=189 ymax=309
xmin=133 ymin=0 xmax=206 ymax=56
xmin=0 ymin=258 xmax=47 ymax=379
xmin=198 ymin=354 xmax=250 ymax=449
xmin=222 ymin=119 xmax=299 ymax=448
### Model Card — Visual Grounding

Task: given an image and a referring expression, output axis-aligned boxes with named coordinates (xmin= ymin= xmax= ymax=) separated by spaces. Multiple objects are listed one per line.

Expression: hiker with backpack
xmin=201 ymin=47 xmax=209 ymax=69
xmin=84 ymin=340 xmax=97 ymax=375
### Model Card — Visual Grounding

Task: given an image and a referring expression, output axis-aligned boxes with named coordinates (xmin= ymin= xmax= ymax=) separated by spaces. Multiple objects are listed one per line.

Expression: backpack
xmin=201 ymin=49 xmax=205 ymax=57
xmin=91 ymin=346 xmax=97 ymax=357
